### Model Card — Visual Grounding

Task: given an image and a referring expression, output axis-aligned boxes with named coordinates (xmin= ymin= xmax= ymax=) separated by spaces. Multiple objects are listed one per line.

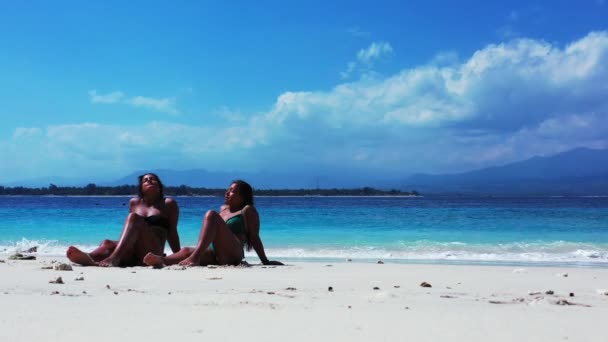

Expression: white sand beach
xmin=1 ymin=257 xmax=606 ymax=342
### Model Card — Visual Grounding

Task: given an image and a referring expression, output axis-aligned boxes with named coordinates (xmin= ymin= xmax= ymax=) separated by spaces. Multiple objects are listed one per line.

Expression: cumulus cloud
xmin=263 ymin=31 xmax=608 ymax=171
xmin=89 ymin=90 xmax=179 ymax=115
xmin=2 ymin=31 xmax=608 ymax=183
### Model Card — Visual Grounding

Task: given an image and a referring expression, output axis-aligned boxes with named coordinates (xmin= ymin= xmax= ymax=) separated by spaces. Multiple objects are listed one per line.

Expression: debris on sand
xmin=49 ymin=277 xmax=64 ymax=284
xmin=554 ymin=299 xmax=591 ymax=307
xmin=23 ymin=246 xmax=38 ymax=253
xmin=8 ymin=253 xmax=36 ymax=261
xmin=420 ymin=281 xmax=432 ymax=288
xmin=489 ymin=298 xmax=525 ymax=304
xmin=53 ymin=263 xmax=73 ymax=271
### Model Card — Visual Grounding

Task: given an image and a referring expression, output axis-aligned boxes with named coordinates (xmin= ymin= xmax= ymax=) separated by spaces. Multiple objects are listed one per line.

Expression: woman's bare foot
xmin=98 ymin=257 xmax=120 ymax=267
xmin=143 ymin=252 xmax=165 ymax=268
xmin=178 ymin=255 xmax=200 ymax=267
xmin=66 ymin=246 xmax=98 ymax=266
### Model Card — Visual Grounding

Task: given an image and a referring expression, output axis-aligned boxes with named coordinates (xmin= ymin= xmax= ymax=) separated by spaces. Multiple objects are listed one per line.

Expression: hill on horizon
xmin=399 ymin=147 xmax=608 ymax=195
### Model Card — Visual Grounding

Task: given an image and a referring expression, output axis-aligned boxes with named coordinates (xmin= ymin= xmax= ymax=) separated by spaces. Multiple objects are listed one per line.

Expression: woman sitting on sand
xmin=66 ymin=173 xmax=181 ymax=267
xmin=143 ymin=179 xmax=282 ymax=267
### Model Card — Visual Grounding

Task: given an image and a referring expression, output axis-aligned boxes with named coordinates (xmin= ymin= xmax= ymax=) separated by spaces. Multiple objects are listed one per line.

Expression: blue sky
xmin=1 ymin=0 xmax=607 ymax=185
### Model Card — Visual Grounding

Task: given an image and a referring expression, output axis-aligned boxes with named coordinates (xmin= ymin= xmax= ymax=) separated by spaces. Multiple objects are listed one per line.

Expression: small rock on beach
xmin=420 ymin=281 xmax=432 ymax=288
xmin=49 ymin=277 xmax=64 ymax=284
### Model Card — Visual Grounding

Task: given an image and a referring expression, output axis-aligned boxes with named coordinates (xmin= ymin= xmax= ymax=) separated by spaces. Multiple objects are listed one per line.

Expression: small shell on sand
xmin=53 ymin=263 xmax=73 ymax=271
xmin=420 ymin=281 xmax=432 ymax=288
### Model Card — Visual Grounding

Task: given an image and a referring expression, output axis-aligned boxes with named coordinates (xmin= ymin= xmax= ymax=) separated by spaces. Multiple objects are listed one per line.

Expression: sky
xmin=1 ymin=0 xmax=607 ymax=186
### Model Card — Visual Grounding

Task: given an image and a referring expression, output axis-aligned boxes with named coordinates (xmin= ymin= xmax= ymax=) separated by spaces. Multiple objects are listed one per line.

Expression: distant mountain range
xmin=3 ymin=147 xmax=607 ymax=195
xmin=398 ymin=147 xmax=608 ymax=195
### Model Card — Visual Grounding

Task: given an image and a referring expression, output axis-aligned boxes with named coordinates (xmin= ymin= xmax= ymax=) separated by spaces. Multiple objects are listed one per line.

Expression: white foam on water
xmin=2 ymin=238 xmax=607 ymax=267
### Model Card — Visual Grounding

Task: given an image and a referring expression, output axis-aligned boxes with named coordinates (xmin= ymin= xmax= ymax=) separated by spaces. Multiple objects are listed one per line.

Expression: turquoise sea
xmin=1 ymin=196 xmax=607 ymax=267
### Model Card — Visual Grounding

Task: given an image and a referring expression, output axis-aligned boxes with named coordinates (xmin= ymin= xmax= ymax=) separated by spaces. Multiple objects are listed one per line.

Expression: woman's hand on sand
xmin=263 ymin=260 xmax=284 ymax=266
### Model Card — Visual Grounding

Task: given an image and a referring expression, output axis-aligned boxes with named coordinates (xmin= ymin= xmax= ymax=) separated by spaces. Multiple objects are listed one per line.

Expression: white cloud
xmin=260 ymin=31 xmax=608 ymax=171
xmin=357 ymin=42 xmax=393 ymax=64
xmin=342 ymin=41 xmax=393 ymax=79
xmin=346 ymin=27 xmax=371 ymax=38
xmin=88 ymin=90 xmax=179 ymax=115
xmin=12 ymin=127 xmax=42 ymax=138
xmin=88 ymin=90 xmax=124 ymax=104
xmin=2 ymin=31 xmax=608 ymax=183
xmin=128 ymin=96 xmax=179 ymax=115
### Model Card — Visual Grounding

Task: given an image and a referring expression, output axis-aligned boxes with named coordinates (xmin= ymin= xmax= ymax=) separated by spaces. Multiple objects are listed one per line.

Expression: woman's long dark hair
xmin=137 ymin=173 xmax=165 ymax=200
xmin=233 ymin=179 xmax=254 ymax=207
xmin=233 ymin=179 xmax=254 ymax=250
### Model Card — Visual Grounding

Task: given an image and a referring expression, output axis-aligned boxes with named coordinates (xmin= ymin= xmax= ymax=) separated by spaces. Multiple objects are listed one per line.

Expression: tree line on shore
xmin=0 ymin=183 xmax=419 ymax=196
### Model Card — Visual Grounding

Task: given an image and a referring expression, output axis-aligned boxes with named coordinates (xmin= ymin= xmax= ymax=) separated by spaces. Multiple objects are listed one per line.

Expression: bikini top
xmin=225 ymin=213 xmax=247 ymax=236
xmin=144 ymin=215 xmax=170 ymax=231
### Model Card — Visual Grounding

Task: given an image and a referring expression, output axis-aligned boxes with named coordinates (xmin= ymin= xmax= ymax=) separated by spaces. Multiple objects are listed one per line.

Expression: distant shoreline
xmin=0 ymin=185 xmax=419 ymax=197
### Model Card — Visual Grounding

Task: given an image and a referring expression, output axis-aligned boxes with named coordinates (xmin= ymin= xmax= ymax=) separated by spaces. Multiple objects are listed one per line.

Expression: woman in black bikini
xmin=143 ymin=180 xmax=282 ymax=267
xmin=66 ymin=173 xmax=181 ymax=267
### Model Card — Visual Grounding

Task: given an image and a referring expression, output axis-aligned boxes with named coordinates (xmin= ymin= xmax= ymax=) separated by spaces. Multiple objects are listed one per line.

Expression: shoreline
xmin=1 ymin=257 xmax=607 ymax=341
xmin=2 ymin=252 xmax=608 ymax=269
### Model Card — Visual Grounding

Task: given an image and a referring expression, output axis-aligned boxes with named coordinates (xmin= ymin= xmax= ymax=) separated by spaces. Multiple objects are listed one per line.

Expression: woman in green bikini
xmin=143 ymin=179 xmax=282 ymax=267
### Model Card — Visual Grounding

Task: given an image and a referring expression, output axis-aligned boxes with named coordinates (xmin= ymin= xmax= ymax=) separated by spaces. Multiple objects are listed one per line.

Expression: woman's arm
xmin=165 ymin=198 xmax=181 ymax=253
xmin=243 ymin=205 xmax=283 ymax=265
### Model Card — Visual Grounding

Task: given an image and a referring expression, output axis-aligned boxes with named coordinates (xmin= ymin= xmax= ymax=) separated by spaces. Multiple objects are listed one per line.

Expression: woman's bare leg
xmin=144 ymin=247 xmax=194 ymax=267
xmin=179 ymin=210 xmax=243 ymax=266
xmin=99 ymin=213 xmax=152 ymax=267
xmin=66 ymin=239 xmax=117 ymax=266
xmin=143 ymin=247 xmax=216 ymax=267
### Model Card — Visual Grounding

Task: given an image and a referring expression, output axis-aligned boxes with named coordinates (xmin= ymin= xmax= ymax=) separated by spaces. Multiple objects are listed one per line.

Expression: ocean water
xmin=1 ymin=196 xmax=607 ymax=267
